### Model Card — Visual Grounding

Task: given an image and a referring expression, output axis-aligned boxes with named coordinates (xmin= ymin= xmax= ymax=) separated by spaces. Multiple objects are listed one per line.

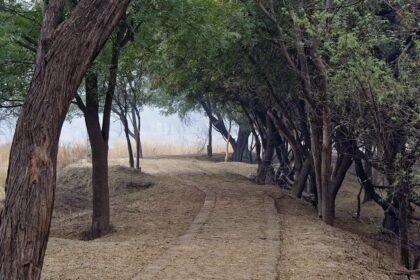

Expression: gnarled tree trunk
xmin=0 ymin=1 xmax=129 ymax=278
xmin=256 ymin=114 xmax=275 ymax=184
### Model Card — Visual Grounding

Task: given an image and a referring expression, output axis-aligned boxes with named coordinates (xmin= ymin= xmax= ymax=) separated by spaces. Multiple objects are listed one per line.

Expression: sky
xmin=0 ymin=106 xmax=229 ymax=147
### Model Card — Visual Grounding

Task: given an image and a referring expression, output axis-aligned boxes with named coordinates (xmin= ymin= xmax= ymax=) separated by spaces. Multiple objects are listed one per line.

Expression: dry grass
xmin=109 ymin=139 xmax=226 ymax=158
xmin=0 ymin=143 xmax=9 ymax=200
xmin=57 ymin=143 xmax=89 ymax=170
xmin=0 ymin=138 xmax=226 ymax=200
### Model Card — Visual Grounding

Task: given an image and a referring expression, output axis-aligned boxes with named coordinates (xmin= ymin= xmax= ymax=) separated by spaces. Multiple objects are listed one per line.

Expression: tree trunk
xmin=309 ymin=116 xmax=323 ymax=217
xmin=398 ymin=188 xmax=410 ymax=269
xmin=83 ymin=71 xmax=111 ymax=238
xmin=87 ymin=126 xmax=110 ymax=238
xmin=138 ymin=136 xmax=143 ymax=159
xmin=88 ymin=17 xmax=130 ymax=237
xmin=292 ymin=157 xmax=312 ymax=198
xmin=135 ymin=131 xmax=141 ymax=170
xmin=0 ymin=1 xmax=129 ymax=278
xmin=354 ymin=158 xmax=401 ymax=234
xmin=256 ymin=115 xmax=275 ymax=185
xmin=330 ymin=153 xmax=353 ymax=217
xmin=244 ymin=109 xmax=262 ymax=165
xmin=122 ymin=117 xmax=134 ymax=168
xmin=414 ymin=255 xmax=420 ymax=270
xmin=225 ymin=119 xmax=232 ymax=162
xmin=232 ymin=126 xmax=250 ymax=162
xmin=321 ymin=106 xmax=333 ymax=225
xmin=207 ymin=116 xmax=213 ymax=157
xmin=130 ymin=104 xmax=142 ymax=170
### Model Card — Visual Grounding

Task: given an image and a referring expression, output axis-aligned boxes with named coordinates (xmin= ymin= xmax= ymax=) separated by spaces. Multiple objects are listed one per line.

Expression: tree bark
xmin=207 ymin=115 xmax=213 ymax=157
xmin=244 ymin=108 xmax=262 ymax=165
xmin=135 ymin=133 xmax=141 ymax=169
xmin=398 ymin=187 xmax=410 ymax=269
xmin=292 ymin=157 xmax=312 ymax=198
xmin=112 ymin=89 xmax=134 ymax=168
xmin=309 ymin=116 xmax=323 ymax=217
xmin=131 ymin=105 xmax=142 ymax=170
xmin=330 ymin=152 xmax=353 ymax=218
xmin=232 ymin=126 xmax=251 ymax=162
xmin=0 ymin=1 xmax=129 ymax=278
xmin=123 ymin=117 xmax=135 ymax=168
xmin=256 ymin=115 xmax=275 ymax=185
xmin=320 ymin=99 xmax=333 ymax=225
xmin=82 ymin=70 xmax=111 ymax=238
xmin=225 ymin=119 xmax=232 ymax=162
xmin=85 ymin=114 xmax=110 ymax=238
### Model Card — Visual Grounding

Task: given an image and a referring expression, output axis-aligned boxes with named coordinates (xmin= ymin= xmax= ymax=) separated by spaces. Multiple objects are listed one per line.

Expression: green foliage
xmin=0 ymin=2 xmax=40 ymax=108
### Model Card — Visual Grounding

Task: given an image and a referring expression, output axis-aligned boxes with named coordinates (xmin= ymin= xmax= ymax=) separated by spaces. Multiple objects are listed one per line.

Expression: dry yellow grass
xmin=0 ymin=143 xmax=10 ymax=200
xmin=57 ymin=142 xmax=89 ymax=170
xmin=0 ymin=138 xmax=226 ymax=200
xmin=109 ymin=139 xmax=225 ymax=158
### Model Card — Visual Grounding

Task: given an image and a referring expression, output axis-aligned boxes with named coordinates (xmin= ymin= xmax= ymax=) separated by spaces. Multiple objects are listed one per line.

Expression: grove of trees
xmin=0 ymin=0 xmax=418 ymax=279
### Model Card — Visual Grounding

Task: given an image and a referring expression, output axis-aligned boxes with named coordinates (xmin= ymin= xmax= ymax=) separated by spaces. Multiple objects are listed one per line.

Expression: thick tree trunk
xmin=91 ymin=148 xmax=110 ymax=238
xmin=0 ymin=1 xmax=129 ymax=278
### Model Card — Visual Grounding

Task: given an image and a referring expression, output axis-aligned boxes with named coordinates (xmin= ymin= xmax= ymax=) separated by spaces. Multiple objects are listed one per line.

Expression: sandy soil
xmin=272 ymin=192 xmax=409 ymax=280
xmin=1 ymin=156 xmax=412 ymax=279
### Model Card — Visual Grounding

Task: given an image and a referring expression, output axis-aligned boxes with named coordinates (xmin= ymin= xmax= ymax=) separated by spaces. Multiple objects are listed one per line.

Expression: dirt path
xmin=133 ymin=178 xmax=280 ymax=280
xmin=43 ymin=158 xmax=281 ymax=280
xmin=41 ymin=157 xmax=408 ymax=279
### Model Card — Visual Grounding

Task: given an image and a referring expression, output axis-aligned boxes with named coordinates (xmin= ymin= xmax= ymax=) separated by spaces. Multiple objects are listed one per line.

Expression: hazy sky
xmin=0 ymin=106 xmax=228 ymax=146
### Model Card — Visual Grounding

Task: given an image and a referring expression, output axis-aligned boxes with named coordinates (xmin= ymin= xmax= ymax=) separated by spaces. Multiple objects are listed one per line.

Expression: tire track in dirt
xmin=132 ymin=184 xmax=216 ymax=280
xmin=133 ymin=176 xmax=281 ymax=280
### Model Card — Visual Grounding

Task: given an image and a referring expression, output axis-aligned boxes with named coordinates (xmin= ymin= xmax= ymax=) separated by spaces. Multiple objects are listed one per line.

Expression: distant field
xmin=0 ymin=143 xmax=8 ymax=200
xmin=109 ymin=139 xmax=226 ymax=158
xmin=0 ymin=139 xmax=226 ymax=201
